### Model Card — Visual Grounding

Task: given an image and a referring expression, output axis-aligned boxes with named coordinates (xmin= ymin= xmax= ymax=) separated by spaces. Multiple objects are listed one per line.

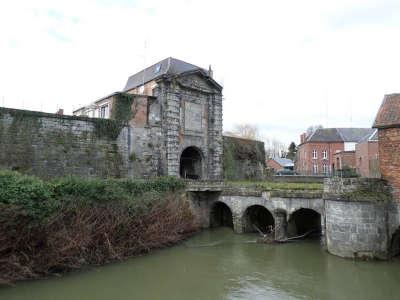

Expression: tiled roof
xmin=123 ymin=57 xmax=205 ymax=92
xmin=307 ymin=128 xmax=375 ymax=143
xmin=373 ymin=94 xmax=400 ymax=128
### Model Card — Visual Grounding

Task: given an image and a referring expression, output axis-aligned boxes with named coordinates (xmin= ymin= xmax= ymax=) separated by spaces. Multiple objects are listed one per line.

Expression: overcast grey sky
xmin=1 ymin=0 xmax=399 ymax=146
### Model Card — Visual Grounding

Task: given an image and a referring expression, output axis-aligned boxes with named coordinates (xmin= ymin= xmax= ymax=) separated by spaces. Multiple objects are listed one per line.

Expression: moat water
xmin=2 ymin=227 xmax=400 ymax=300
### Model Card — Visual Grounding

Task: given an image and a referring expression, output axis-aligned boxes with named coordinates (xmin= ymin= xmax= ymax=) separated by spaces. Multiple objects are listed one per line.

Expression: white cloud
xmin=0 ymin=0 xmax=399 ymax=145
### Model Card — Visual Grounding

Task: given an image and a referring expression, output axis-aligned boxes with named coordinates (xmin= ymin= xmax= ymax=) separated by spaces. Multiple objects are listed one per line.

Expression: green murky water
xmin=2 ymin=228 xmax=400 ymax=300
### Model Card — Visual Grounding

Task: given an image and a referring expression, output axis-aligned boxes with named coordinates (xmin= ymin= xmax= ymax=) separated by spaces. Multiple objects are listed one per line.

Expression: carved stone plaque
xmin=185 ymin=102 xmax=203 ymax=131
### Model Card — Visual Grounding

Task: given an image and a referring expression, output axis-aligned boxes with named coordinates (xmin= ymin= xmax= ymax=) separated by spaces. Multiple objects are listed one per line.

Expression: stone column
xmin=274 ymin=212 xmax=287 ymax=240
xmin=233 ymin=214 xmax=244 ymax=233
xmin=207 ymin=93 xmax=223 ymax=180
xmin=164 ymin=84 xmax=181 ymax=177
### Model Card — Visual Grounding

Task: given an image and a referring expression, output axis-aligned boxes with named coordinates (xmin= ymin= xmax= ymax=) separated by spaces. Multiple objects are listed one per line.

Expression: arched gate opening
xmin=288 ymin=208 xmax=321 ymax=238
xmin=180 ymin=147 xmax=202 ymax=180
xmin=243 ymin=205 xmax=274 ymax=233
xmin=210 ymin=202 xmax=233 ymax=228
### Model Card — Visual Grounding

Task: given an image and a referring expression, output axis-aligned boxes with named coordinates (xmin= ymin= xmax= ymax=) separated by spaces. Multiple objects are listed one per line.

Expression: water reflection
xmin=2 ymin=228 xmax=400 ymax=300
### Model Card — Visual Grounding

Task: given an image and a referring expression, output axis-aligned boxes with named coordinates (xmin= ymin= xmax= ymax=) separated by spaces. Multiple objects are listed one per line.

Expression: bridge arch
xmin=180 ymin=146 xmax=203 ymax=180
xmin=242 ymin=205 xmax=274 ymax=233
xmin=390 ymin=228 xmax=400 ymax=257
xmin=288 ymin=208 xmax=322 ymax=238
xmin=210 ymin=201 xmax=233 ymax=228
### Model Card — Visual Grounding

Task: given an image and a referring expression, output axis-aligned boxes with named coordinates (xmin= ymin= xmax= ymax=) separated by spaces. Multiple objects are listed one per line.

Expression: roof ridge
xmin=336 ymin=128 xmax=345 ymax=142
xmin=368 ymin=129 xmax=378 ymax=141
xmin=307 ymin=128 xmax=318 ymax=141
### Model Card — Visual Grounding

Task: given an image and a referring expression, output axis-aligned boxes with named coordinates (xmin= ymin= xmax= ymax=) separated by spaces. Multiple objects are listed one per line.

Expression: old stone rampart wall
xmin=0 ymin=107 xmax=130 ymax=178
xmin=223 ymin=136 xmax=265 ymax=180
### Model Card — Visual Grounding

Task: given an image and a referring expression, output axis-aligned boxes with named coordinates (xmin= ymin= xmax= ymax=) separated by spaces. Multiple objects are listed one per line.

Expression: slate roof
xmin=307 ymin=128 xmax=342 ymax=142
xmin=373 ymin=94 xmax=400 ymax=128
xmin=271 ymin=157 xmax=294 ymax=167
xmin=369 ymin=130 xmax=378 ymax=141
xmin=359 ymin=129 xmax=378 ymax=142
xmin=307 ymin=128 xmax=375 ymax=143
xmin=123 ymin=57 xmax=206 ymax=92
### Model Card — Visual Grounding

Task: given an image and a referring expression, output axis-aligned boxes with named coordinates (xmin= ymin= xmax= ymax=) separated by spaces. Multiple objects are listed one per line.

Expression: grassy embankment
xmin=0 ymin=171 xmax=198 ymax=285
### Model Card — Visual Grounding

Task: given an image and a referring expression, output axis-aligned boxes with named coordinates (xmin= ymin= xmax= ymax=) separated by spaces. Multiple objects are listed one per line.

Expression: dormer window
xmin=155 ymin=64 xmax=161 ymax=73
xmin=100 ymin=104 xmax=109 ymax=119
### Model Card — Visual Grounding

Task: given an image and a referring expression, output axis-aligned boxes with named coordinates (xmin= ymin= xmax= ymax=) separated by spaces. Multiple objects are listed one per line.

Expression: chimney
xmin=56 ymin=109 xmax=64 ymax=116
xmin=300 ymin=133 xmax=306 ymax=144
xmin=208 ymin=65 xmax=213 ymax=78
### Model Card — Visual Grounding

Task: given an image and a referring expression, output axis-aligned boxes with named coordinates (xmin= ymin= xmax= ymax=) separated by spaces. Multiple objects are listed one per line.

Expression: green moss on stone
xmin=342 ymin=190 xmax=392 ymax=202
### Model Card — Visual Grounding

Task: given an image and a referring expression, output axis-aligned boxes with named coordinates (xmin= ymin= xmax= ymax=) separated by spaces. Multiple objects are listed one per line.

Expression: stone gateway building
xmin=0 ymin=58 xmax=265 ymax=181
xmin=75 ymin=57 xmax=224 ymax=180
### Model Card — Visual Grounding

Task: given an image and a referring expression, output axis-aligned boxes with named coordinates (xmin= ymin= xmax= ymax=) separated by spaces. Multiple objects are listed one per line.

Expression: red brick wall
xmin=333 ymin=151 xmax=356 ymax=169
xmin=355 ymin=141 xmax=379 ymax=177
xmin=266 ymin=159 xmax=282 ymax=171
xmin=379 ymin=128 xmax=400 ymax=201
xmin=296 ymin=142 xmax=344 ymax=174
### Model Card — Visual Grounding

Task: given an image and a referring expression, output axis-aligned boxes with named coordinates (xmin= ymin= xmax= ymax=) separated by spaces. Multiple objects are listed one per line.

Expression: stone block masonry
xmin=0 ymin=107 xmax=130 ymax=179
xmin=325 ymin=200 xmax=388 ymax=259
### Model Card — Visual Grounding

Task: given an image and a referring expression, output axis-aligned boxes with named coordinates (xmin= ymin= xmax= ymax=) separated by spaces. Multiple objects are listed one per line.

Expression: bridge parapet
xmin=185 ymin=180 xmax=224 ymax=192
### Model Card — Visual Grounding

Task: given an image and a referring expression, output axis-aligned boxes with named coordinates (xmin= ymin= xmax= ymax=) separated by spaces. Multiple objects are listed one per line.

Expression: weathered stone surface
xmin=325 ymin=200 xmax=389 ymax=259
xmin=0 ymin=108 xmax=130 ymax=179
xmin=324 ymin=177 xmax=391 ymax=202
xmin=187 ymin=179 xmax=400 ymax=260
xmin=223 ymin=136 xmax=265 ymax=180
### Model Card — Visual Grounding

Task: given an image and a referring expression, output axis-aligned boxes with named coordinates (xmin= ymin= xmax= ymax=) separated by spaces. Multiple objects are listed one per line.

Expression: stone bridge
xmin=187 ymin=182 xmax=324 ymax=241
xmin=218 ymin=194 xmax=324 ymax=239
xmin=187 ymin=179 xmax=400 ymax=260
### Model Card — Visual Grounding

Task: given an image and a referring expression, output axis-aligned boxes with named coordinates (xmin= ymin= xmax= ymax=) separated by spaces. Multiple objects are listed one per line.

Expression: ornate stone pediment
xmin=176 ymin=72 xmax=220 ymax=93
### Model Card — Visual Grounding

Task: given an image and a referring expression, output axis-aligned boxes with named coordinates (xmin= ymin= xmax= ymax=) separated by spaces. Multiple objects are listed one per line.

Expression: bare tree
xmin=225 ymin=123 xmax=286 ymax=159
xmin=306 ymin=125 xmax=323 ymax=137
xmin=264 ymin=138 xmax=286 ymax=159
xmin=227 ymin=123 xmax=261 ymax=140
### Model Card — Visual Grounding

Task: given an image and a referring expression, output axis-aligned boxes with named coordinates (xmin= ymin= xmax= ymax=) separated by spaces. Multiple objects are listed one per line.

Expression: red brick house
xmin=373 ymin=93 xmax=400 ymax=201
xmin=295 ymin=128 xmax=375 ymax=175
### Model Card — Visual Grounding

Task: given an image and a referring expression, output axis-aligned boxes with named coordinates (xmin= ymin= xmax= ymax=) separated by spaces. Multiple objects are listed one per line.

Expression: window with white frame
xmin=323 ymin=164 xmax=328 ymax=174
xmin=312 ymin=149 xmax=317 ymax=159
xmin=322 ymin=150 xmax=327 ymax=160
xmin=100 ymin=104 xmax=109 ymax=119
xmin=313 ymin=164 xmax=318 ymax=174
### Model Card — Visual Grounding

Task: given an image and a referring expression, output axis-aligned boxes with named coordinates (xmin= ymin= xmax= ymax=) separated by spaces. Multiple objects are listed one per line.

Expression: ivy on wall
xmin=223 ymin=136 xmax=266 ymax=180
xmin=94 ymin=93 xmax=135 ymax=140
xmin=110 ymin=93 xmax=135 ymax=123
